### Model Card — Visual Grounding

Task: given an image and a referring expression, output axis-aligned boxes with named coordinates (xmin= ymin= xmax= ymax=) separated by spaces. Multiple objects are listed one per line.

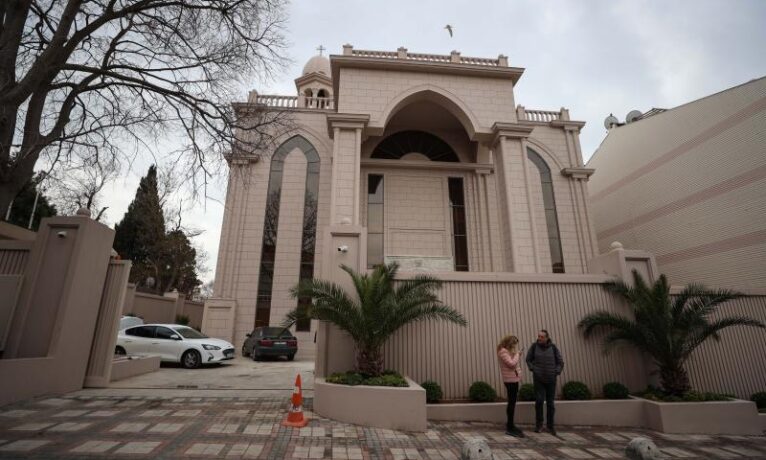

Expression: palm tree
xmin=282 ymin=263 xmax=467 ymax=376
xmin=578 ymin=270 xmax=764 ymax=396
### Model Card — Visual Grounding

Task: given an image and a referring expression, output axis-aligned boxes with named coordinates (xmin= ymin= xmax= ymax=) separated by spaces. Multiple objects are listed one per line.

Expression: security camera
xmin=56 ymin=231 xmax=67 ymax=239
xmin=337 ymin=245 xmax=349 ymax=253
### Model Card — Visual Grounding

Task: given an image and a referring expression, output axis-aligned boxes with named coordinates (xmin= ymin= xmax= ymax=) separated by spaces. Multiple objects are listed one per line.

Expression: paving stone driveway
xmin=0 ymin=395 xmax=764 ymax=459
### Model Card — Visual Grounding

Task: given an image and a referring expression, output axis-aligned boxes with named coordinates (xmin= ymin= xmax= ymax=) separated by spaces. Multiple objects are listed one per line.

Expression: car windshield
xmin=174 ymin=327 xmax=208 ymax=339
xmin=262 ymin=327 xmax=293 ymax=338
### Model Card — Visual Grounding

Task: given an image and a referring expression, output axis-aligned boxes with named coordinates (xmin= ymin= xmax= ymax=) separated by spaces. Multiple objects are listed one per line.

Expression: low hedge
xmin=751 ymin=392 xmax=766 ymax=410
xmin=603 ymin=382 xmax=630 ymax=400
xmin=421 ymin=381 xmax=443 ymax=403
xmin=519 ymin=383 xmax=536 ymax=401
xmin=326 ymin=371 xmax=408 ymax=387
xmin=636 ymin=386 xmax=732 ymax=402
xmin=562 ymin=381 xmax=592 ymax=400
xmin=469 ymin=381 xmax=497 ymax=402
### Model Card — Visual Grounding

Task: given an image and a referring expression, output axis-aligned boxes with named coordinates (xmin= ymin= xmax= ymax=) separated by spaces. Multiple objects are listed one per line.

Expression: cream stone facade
xmin=587 ymin=77 xmax=766 ymax=291
xmin=208 ymin=45 xmax=598 ymax=359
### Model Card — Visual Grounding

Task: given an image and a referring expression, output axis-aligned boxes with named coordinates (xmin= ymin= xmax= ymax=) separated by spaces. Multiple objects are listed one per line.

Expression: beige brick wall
xmin=213 ymin=112 xmax=331 ymax=351
xmin=331 ymin=128 xmax=359 ymax=224
xmin=387 ymin=174 xmax=449 ymax=258
xmin=338 ymin=68 xmax=517 ymax=130
xmin=587 ymin=77 xmax=766 ymax=290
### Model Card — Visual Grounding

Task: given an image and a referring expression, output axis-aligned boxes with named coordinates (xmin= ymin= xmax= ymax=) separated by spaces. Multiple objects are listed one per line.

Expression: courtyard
xmin=103 ymin=357 xmax=315 ymax=397
xmin=0 ymin=393 xmax=765 ymax=459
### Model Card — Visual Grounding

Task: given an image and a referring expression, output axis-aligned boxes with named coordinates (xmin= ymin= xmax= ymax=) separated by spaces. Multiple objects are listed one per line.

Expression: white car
xmin=119 ymin=315 xmax=144 ymax=330
xmin=115 ymin=324 xmax=235 ymax=368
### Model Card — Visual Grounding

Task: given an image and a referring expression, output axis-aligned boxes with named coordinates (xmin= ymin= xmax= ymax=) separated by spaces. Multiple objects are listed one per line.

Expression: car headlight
xmin=202 ymin=344 xmax=221 ymax=351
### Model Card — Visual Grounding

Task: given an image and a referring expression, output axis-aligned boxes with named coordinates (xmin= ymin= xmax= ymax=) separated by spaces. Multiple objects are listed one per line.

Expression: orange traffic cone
xmin=282 ymin=374 xmax=309 ymax=427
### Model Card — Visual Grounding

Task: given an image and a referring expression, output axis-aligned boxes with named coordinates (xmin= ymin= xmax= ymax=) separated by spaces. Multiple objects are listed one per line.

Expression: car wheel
xmin=115 ymin=346 xmax=126 ymax=355
xmin=287 ymin=354 xmax=295 ymax=361
xmin=251 ymin=350 xmax=261 ymax=361
xmin=181 ymin=350 xmax=201 ymax=369
xmin=241 ymin=345 xmax=249 ymax=357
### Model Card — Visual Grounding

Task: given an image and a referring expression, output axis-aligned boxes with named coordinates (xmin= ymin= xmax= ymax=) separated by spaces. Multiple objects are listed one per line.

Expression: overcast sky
xmin=97 ymin=0 xmax=766 ymax=284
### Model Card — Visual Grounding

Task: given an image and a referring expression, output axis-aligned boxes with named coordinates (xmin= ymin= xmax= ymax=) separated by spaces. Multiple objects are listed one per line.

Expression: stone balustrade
xmin=516 ymin=105 xmax=571 ymax=123
xmin=343 ymin=44 xmax=508 ymax=67
xmin=252 ymin=95 xmax=335 ymax=110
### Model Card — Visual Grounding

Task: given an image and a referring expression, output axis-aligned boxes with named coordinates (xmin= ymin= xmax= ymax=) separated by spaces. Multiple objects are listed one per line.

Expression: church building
xmin=206 ymin=45 xmax=597 ymax=360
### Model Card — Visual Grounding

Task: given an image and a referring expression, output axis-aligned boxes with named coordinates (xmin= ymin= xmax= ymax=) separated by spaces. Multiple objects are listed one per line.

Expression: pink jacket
xmin=497 ymin=348 xmax=522 ymax=383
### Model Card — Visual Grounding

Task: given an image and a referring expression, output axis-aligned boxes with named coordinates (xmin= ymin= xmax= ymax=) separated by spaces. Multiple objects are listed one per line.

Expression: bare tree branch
xmin=1 ymin=0 xmax=289 ymax=211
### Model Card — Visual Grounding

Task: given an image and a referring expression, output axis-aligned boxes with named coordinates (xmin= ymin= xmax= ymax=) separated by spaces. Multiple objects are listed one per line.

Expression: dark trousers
xmin=533 ymin=377 xmax=556 ymax=428
xmin=504 ymin=382 xmax=519 ymax=431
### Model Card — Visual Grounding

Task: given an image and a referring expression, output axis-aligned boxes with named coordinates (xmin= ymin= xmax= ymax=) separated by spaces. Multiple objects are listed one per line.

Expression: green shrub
xmin=562 ymin=381 xmax=591 ymax=400
xmin=175 ymin=314 xmax=190 ymax=325
xmin=325 ymin=371 xmax=408 ymax=387
xmin=603 ymin=382 xmax=629 ymax=400
xmin=681 ymin=391 xmax=732 ymax=402
xmin=519 ymin=383 xmax=536 ymax=401
xmin=363 ymin=374 xmax=408 ymax=387
xmin=751 ymin=392 xmax=766 ymax=410
xmin=326 ymin=372 xmax=365 ymax=386
xmin=469 ymin=381 xmax=497 ymax=402
xmin=636 ymin=386 xmax=732 ymax=402
xmin=421 ymin=381 xmax=443 ymax=403
xmin=381 ymin=369 xmax=400 ymax=376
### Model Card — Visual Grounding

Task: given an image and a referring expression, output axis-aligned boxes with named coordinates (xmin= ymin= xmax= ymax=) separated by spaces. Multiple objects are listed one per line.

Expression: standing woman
xmin=497 ymin=335 xmax=525 ymax=437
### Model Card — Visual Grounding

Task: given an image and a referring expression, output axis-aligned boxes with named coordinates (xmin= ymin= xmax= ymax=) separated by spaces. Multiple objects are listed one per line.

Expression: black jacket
xmin=525 ymin=341 xmax=564 ymax=383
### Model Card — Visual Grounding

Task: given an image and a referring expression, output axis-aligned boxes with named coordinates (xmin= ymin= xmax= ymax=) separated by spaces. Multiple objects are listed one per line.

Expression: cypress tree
xmin=114 ymin=166 xmax=166 ymax=290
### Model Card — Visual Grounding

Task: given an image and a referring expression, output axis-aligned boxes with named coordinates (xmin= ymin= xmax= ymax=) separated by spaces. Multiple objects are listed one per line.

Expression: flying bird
xmin=445 ymin=24 xmax=453 ymax=37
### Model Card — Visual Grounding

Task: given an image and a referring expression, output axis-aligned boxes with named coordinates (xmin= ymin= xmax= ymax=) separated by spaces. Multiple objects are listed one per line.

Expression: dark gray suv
xmin=242 ymin=327 xmax=297 ymax=361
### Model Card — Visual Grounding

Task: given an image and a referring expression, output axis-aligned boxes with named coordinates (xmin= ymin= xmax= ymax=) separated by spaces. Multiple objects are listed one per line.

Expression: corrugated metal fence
xmin=0 ymin=241 xmax=32 ymax=275
xmin=685 ymin=293 xmax=766 ymax=399
xmin=384 ymin=274 xmax=766 ymax=400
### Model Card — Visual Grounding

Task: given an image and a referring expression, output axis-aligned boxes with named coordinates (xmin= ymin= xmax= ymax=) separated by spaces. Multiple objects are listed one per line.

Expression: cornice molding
xmin=551 ymin=120 xmax=586 ymax=131
xmin=361 ymin=158 xmax=493 ymax=174
xmin=490 ymin=122 xmax=534 ymax=146
xmin=326 ymin=113 xmax=370 ymax=138
xmin=294 ymin=72 xmax=333 ymax=90
xmin=561 ymin=167 xmax=595 ymax=180
xmin=330 ymin=55 xmax=524 ymax=84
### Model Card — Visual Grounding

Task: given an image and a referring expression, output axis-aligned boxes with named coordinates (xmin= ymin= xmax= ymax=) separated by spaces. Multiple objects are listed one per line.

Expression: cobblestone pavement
xmin=0 ymin=395 xmax=764 ymax=459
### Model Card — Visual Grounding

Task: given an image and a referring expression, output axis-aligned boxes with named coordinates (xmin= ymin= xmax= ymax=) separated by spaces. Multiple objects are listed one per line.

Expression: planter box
xmin=110 ymin=355 xmax=161 ymax=382
xmin=314 ymin=377 xmax=426 ymax=431
xmin=642 ymin=398 xmax=762 ymax=435
xmin=428 ymin=399 xmax=644 ymax=427
xmin=428 ymin=398 xmax=763 ymax=435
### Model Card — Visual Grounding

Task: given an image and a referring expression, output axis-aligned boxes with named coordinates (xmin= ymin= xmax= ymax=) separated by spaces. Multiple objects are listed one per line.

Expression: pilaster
xmin=327 ymin=113 xmax=369 ymax=226
xmin=491 ymin=123 xmax=536 ymax=273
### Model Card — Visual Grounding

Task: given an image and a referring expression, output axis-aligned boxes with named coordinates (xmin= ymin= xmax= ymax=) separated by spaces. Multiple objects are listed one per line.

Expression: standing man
xmin=525 ymin=329 xmax=564 ymax=435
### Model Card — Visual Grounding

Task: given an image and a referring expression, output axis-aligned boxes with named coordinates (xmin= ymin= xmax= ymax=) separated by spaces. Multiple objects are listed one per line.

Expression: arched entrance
xmin=361 ymin=98 xmax=476 ymax=272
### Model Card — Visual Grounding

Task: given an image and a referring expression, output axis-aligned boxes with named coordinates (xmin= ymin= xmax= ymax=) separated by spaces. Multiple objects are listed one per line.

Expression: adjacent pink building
xmin=587 ymin=77 xmax=766 ymax=291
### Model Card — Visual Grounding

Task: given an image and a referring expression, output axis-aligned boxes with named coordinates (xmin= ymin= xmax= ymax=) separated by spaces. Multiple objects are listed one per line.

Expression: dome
xmin=302 ymin=54 xmax=331 ymax=77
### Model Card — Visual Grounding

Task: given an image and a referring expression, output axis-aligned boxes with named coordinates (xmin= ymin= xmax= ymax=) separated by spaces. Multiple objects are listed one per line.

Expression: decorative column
xmin=562 ymin=166 xmax=597 ymax=266
xmin=553 ymin=117 xmax=598 ymax=268
xmin=316 ymin=113 xmax=369 ymax=377
xmin=491 ymin=122 xmax=536 ymax=273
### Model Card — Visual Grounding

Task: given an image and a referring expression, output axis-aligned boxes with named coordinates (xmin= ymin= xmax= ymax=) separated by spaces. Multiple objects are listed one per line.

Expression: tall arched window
xmin=372 ymin=130 xmax=459 ymax=162
xmin=527 ymin=148 xmax=564 ymax=273
xmin=255 ymin=136 xmax=320 ymax=331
